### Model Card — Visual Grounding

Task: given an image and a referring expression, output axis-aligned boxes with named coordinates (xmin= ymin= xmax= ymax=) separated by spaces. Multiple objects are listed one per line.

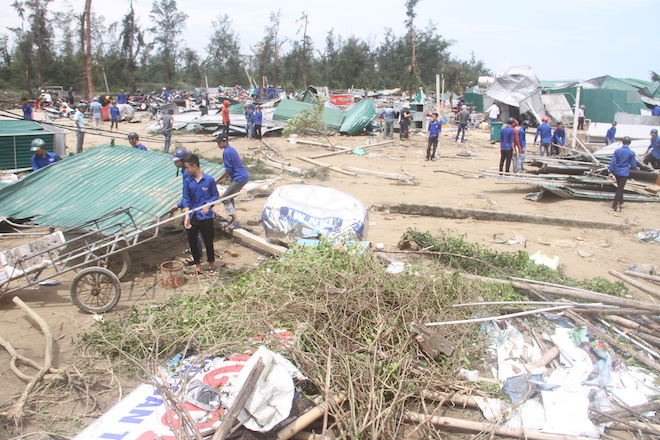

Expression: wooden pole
xmin=297 ymin=156 xmax=358 ymax=176
xmin=212 ymin=358 xmax=265 ymax=440
xmin=276 ymin=393 xmax=346 ymax=439
xmin=343 ymin=166 xmax=414 ymax=181
xmin=261 ymin=139 xmax=282 ymax=157
xmin=624 ymin=270 xmax=660 ymax=284
xmin=572 ymin=87 xmax=581 ymax=151
xmin=609 ymin=270 xmax=660 ymax=300
xmin=403 ymin=412 xmax=596 ymax=440
xmin=377 ymin=203 xmax=629 ymax=230
xmin=310 ymin=140 xmax=394 ymax=159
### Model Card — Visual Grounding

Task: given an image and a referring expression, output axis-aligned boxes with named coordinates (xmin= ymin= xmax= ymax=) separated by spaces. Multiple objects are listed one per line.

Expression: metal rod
xmin=425 ymin=305 xmax=574 ymax=326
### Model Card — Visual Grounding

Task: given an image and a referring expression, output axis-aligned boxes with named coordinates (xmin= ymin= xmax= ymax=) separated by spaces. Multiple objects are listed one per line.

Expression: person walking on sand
xmin=245 ymin=103 xmax=255 ymax=140
xmin=74 ymin=104 xmax=86 ymax=154
xmin=499 ymin=118 xmax=516 ymax=173
xmin=109 ymin=101 xmax=120 ymax=131
xmin=515 ymin=120 xmax=529 ymax=172
xmin=426 ymin=112 xmax=442 ymax=161
xmin=160 ymin=108 xmax=174 ymax=153
xmin=214 ymin=133 xmax=249 ymax=230
xmin=90 ymin=97 xmax=103 ymax=135
xmin=609 ymin=136 xmax=637 ymax=212
xmin=399 ymin=104 xmax=411 ymax=140
xmin=455 ymin=106 xmax=470 ymax=142
xmin=221 ymin=100 xmax=231 ymax=134
xmin=534 ymin=116 xmax=553 ymax=157
xmin=182 ymin=153 xmax=219 ymax=276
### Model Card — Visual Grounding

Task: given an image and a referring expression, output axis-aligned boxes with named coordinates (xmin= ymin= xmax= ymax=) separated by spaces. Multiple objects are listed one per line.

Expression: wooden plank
xmin=297 ymin=156 xmax=358 ymax=176
xmin=376 ymin=203 xmax=629 ymax=230
xmin=261 ymin=139 xmax=282 ymax=157
xmin=343 ymin=166 xmax=414 ymax=181
xmin=265 ymin=153 xmax=290 ymax=166
xmin=232 ymin=228 xmax=287 ymax=256
xmin=310 ymin=140 xmax=394 ymax=159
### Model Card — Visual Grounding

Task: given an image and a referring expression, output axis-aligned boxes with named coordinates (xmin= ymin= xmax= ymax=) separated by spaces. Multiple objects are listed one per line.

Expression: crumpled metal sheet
xmin=261 ymin=184 xmax=368 ymax=244
xmin=486 ymin=66 xmax=540 ymax=107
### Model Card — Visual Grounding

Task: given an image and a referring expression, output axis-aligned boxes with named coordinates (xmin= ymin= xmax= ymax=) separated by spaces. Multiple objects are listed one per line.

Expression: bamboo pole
xmin=343 ymin=166 xmax=414 ymax=181
xmin=403 ymin=412 xmax=596 ymax=440
xmin=276 ymin=393 xmax=346 ymax=439
xmin=310 ymin=140 xmax=394 ymax=159
xmin=609 ymin=269 xmax=660 ymax=300
xmin=624 ymin=270 xmax=660 ymax=284
xmin=261 ymin=139 xmax=282 ymax=156
xmin=297 ymin=156 xmax=358 ymax=176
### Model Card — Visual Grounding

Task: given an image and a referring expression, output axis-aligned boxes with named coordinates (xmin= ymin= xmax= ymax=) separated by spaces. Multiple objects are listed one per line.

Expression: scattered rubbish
xmin=507 ymin=234 xmax=525 ymax=246
xmin=351 ymin=148 xmax=366 ymax=155
xmin=638 ymin=229 xmax=660 ymax=243
xmin=185 ymin=379 xmax=222 ymax=412
xmin=628 ymin=263 xmax=657 ymax=275
xmin=374 ymin=242 xmax=385 ymax=250
xmin=37 ymin=278 xmax=61 ymax=286
xmin=529 ymin=251 xmax=559 ymax=270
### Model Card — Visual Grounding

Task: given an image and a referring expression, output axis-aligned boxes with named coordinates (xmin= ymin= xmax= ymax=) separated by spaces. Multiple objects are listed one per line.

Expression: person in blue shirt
xmin=426 ymin=112 xmax=442 ymax=161
xmin=253 ymin=105 xmax=263 ymax=140
xmin=109 ymin=102 xmax=120 ymax=131
xmin=605 ymin=122 xmax=617 ymax=145
xmin=215 ymin=133 xmax=249 ymax=230
xmin=499 ymin=118 xmax=516 ymax=173
xmin=534 ymin=116 xmax=553 ymax=156
xmin=244 ymin=103 xmax=255 ymax=140
xmin=30 ymin=138 xmax=58 ymax=170
xmin=644 ymin=128 xmax=660 ymax=169
xmin=162 ymin=87 xmax=170 ymax=102
xmin=67 ymin=87 xmax=75 ymax=105
xmin=652 ymin=105 xmax=660 ymax=117
xmin=90 ymin=97 xmax=103 ymax=135
xmin=551 ymin=122 xmax=566 ymax=156
xmin=117 ymin=90 xmax=128 ymax=104
xmin=127 ymin=132 xmax=148 ymax=150
xmin=21 ymin=98 xmax=33 ymax=120
xmin=609 ymin=136 xmax=638 ymax=212
xmin=169 ymin=148 xmax=203 ymax=264
xmin=182 ymin=153 xmax=219 ymax=276
xmin=380 ymin=104 xmax=395 ymax=139
xmin=515 ymin=120 xmax=529 ymax=172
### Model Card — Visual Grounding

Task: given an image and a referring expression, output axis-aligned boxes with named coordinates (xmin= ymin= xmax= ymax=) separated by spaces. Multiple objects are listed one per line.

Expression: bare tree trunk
xmin=408 ymin=29 xmax=417 ymax=96
xmin=83 ymin=0 xmax=95 ymax=99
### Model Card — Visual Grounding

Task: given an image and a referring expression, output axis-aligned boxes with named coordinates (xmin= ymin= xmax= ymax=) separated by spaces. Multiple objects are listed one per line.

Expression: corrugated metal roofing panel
xmin=339 ymin=99 xmax=376 ymax=135
xmin=540 ymin=94 xmax=574 ymax=125
xmin=0 ymin=144 xmax=225 ymax=231
xmin=272 ymin=99 xmax=345 ymax=131
xmin=0 ymin=120 xmax=47 ymax=135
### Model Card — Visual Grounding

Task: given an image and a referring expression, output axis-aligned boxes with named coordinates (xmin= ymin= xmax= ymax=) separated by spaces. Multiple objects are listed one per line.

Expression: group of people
xmin=168 ymin=134 xmax=250 ymax=276
xmin=533 ymin=116 xmax=565 ymax=157
xmin=244 ymin=103 xmax=263 ymax=140
xmin=379 ymin=103 xmax=413 ymax=141
xmin=499 ymin=118 xmax=529 ymax=173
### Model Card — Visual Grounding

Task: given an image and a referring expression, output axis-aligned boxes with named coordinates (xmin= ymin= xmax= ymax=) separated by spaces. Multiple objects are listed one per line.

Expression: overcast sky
xmin=1 ymin=0 xmax=658 ymax=84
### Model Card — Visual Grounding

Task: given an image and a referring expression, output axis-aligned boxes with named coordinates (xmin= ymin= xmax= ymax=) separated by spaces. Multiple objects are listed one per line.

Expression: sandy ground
xmin=0 ymin=107 xmax=658 ymax=434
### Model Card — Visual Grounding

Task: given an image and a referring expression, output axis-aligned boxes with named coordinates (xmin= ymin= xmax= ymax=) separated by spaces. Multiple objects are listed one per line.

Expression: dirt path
xmin=1 ymin=108 xmax=657 ymax=434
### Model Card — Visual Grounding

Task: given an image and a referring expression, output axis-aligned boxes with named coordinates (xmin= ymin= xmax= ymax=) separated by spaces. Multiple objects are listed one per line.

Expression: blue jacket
xmin=428 ymin=120 xmax=442 ymax=137
xmin=652 ymin=106 xmax=660 ymax=116
xmin=518 ymin=126 xmax=527 ymax=149
xmin=109 ymin=106 xmax=120 ymax=119
xmin=117 ymin=93 xmax=127 ymax=104
xmin=605 ymin=127 xmax=616 ymax=144
xmin=22 ymin=103 xmax=33 ymax=119
xmin=245 ymin=103 xmax=254 ymax=123
xmin=134 ymin=143 xmax=148 ymax=151
xmin=609 ymin=145 xmax=638 ymax=176
xmin=182 ymin=173 xmax=219 ymax=220
xmin=254 ymin=110 xmax=263 ymax=125
xmin=649 ymin=136 xmax=660 ymax=159
xmin=534 ymin=123 xmax=552 ymax=144
xmin=223 ymin=145 xmax=249 ymax=182
xmin=177 ymin=168 xmax=192 ymax=209
xmin=552 ymin=127 xmax=565 ymax=146
xmin=500 ymin=125 xmax=515 ymax=150
xmin=32 ymin=152 xmax=58 ymax=170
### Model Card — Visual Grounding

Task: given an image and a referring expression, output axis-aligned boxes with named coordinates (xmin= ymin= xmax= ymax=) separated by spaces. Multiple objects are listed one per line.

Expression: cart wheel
xmin=99 ymin=250 xmax=130 ymax=280
xmin=70 ymin=267 xmax=121 ymax=314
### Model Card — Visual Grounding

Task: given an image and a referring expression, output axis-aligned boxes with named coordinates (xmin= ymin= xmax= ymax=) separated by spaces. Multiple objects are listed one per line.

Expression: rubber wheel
xmin=99 ymin=250 xmax=130 ymax=280
xmin=70 ymin=267 xmax=121 ymax=313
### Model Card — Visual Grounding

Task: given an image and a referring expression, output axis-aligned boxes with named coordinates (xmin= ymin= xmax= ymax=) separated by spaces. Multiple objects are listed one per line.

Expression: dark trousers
xmin=499 ymin=149 xmax=513 ymax=173
xmin=427 ymin=136 xmax=438 ymax=159
xmin=222 ymin=123 xmax=230 ymax=134
xmin=643 ymin=154 xmax=660 ymax=169
xmin=456 ymin=123 xmax=467 ymax=142
xmin=186 ymin=215 xmax=215 ymax=264
xmin=578 ymin=117 xmax=585 ymax=130
xmin=110 ymin=119 xmax=119 ymax=130
xmin=613 ymin=175 xmax=627 ymax=210
xmin=255 ymin=124 xmax=262 ymax=139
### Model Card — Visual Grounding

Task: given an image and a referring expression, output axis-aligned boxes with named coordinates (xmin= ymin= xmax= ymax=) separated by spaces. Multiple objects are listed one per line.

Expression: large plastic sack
xmin=118 ymin=104 xmax=135 ymax=122
xmin=262 ymin=184 xmax=368 ymax=244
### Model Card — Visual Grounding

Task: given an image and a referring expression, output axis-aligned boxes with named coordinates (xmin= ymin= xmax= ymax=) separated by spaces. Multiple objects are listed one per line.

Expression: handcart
xmin=0 ymin=207 xmax=160 ymax=314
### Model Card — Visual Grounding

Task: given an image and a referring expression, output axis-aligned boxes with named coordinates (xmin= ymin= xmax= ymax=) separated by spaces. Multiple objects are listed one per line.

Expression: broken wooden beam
xmin=343 ymin=166 xmax=414 ymax=181
xmin=231 ymin=228 xmax=287 ymax=257
xmin=296 ymin=156 xmax=358 ymax=176
xmin=310 ymin=140 xmax=394 ymax=159
xmin=623 ymin=270 xmax=660 ymax=284
xmin=265 ymin=153 xmax=290 ymax=166
xmin=374 ymin=203 xmax=628 ymax=230
xmin=609 ymin=270 xmax=660 ymax=300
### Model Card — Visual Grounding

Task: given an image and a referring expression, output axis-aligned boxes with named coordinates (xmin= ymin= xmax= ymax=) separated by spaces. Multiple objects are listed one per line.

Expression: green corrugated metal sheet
xmin=339 ymin=98 xmax=376 ymax=135
xmin=0 ymin=121 xmax=55 ymax=169
xmin=548 ymin=88 xmax=645 ymax=123
xmin=0 ymin=144 xmax=225 ymax=231
xmin=273 ymin=99 xmax=345 ymax=131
